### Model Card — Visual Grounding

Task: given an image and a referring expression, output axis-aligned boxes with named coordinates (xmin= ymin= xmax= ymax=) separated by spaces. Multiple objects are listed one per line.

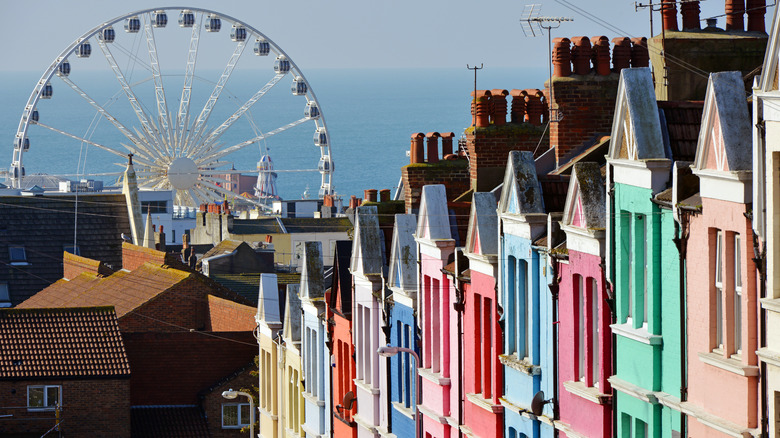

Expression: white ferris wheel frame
xmin=10 ymin=6 xmax=334 ymax=205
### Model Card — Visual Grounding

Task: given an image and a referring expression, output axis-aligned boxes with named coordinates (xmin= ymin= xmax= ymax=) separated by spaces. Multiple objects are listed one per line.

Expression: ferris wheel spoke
xmin=96 ymin=38 xmax=167 ymax=154
xmin=57 ymin=75 xmax=160 ymax=161
xmin=144 ymin=13 xmax=173 ymax=154
xmin=194 ymin=73 xmax=286 ymax=155
xmin=193 ymin=185 xmax=221 ymax=204
xmin=176 ymin=12 xmax=203 ymax=154
xmin=196 ymin=117 xmax=309 ymax=165
xmin=35 ymin=121 xmax=156 ymax=167
xmin=182 ymin=39 xmax=247 ymax=155
xmin=138 ymin=175 xmax=166 ymax=189
xmin=198 ymin=179 xmax=245 ymax=201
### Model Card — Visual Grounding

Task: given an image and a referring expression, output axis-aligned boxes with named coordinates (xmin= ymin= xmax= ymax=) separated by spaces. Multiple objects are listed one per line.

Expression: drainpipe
xmin=548 ymin=253 xmax=561 ymax=438
xmin=672 ymin=211 xmax=689 ymax=438
xmin=607 ymin=168 xmax=618 ymax=438
xmin=381 ymin=271 xmax=393 ymax=436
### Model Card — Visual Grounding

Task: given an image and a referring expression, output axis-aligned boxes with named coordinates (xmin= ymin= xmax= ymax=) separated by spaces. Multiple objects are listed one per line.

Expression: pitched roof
xmin=387 ymin=214 xmax=417 ymax=291
xmin=563 ymin=162 xmax=606 ymax=230
xmin=211 ymin=272 xmax=300 ymax=305
xmin=351 ymin=206 xmax=384 ymax=275
xmin=257 ymin=273 xmax=284 ymax=326
xmin=207 ymin=295 xmax=257 ymax=332
xmin=466 ymin=192 xmax=498 ymax=256
xmin=282 ymin=284 xmax=302 ymax=344
xmin=229 ymin=218 xmax=285 ymax=235
xmin=199 ymin=239 xmax=246 ymax=260
xmin=608 ymin=67 xmax=666 ymax=160
xmin=0 ymin=193 xmax=131 ymax=305
xmin=281 ymin=217 xmax=353 ymax=234
xmin=693 ymin=71 xmax=752 ymax=172
xmin=329 ymin=241 xmax=353 ymax=316
xmin=18 ymin=262 xmax=191 ymax=318
xmin=416 ymin=185 xmax=453 ymax=240
xmin=658 ymin=100 xmax=703 ymax=162
xmin=300 ymin=242 xmax=325 ymax=300
xmin=131 ymin=406 xmax=210 ymax=438
xmin=539 ymin=175 xmax=570 ymax=214
xmin=0 ymin=307 xmax=130 ymax=380
xmin=498 ymin=151 xmax=545 ymax=215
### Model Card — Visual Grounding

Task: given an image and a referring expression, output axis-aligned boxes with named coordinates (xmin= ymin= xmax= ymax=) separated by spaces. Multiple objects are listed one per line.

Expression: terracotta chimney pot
xmin=440 ymin=132 xmax=455 ymax=156
xmin=630 ymin=37 xmax=649 ymax=68
xmin=472 ymin=90 xmax=492 ymax=127
xmin=681 ymin=1 xmax=701 ymax=29
xmin=591 ymin=36 xmax=611 ymax=76
xmin=410 ymin=132 xmax=425 ymax=164
xmin=552 ymin=37 xmax=572 ymax=77
xmin=746 ymin=0 xmax=766 ymax=32
xmin=662 ymin=0 xmax=679 ymax=31
xmin=726 ymin=0 xmax=745 ymax=30
xmin=571 ymin=37 xmax=593 ymax=75
xmin=611 ymin=37 xmax=632 ymax=71
xmin=425 ymin=132 xmax=441 ymax=163
xmin=510 ymin=89 xmax=526 ymax=123
xmin=490 ymin=89 xmax=509 ymax=126
xmin=364 ymin=189 xmax=378 ymax=203
xmin=379 ymin=189 xmax=391 ymax=202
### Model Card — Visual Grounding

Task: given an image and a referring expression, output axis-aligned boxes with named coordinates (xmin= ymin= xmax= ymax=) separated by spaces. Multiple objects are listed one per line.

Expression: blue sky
xmin=2 ymin=0 xmax=772 ymax=72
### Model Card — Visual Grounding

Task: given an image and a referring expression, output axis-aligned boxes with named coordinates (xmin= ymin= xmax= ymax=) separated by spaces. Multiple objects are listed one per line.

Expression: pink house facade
xmin=557 ymin=162 xmax=613 ymax=438
xmin=685 ymin=71 xmax=759 ymax=436
xmin=415 ymin=184 xmax=460 ymax=438
xmin=462 ymin=192 xmax=503 ymax=438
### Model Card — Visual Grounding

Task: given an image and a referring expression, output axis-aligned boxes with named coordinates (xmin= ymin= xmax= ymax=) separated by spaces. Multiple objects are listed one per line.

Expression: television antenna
xmin=520 ymin=4 xmax=573 ymax=122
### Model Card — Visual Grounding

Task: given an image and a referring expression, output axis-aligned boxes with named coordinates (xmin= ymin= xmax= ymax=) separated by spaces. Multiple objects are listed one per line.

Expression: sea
xmin=0 ymin=67 xmax=546 ymax=201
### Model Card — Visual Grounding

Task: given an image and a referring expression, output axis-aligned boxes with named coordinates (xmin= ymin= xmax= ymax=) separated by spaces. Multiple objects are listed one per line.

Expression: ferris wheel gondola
xmin=10 ymin=7 xmax=335 ymax=207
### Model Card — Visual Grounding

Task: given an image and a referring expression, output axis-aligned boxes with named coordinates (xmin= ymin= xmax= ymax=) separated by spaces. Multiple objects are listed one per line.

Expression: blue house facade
xmin=498 ymin=151 xmax=556 ymax=438
xmin=386 ymin=214 xmax=419 ymax=438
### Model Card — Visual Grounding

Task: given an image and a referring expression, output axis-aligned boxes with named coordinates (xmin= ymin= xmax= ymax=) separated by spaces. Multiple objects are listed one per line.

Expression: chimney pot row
xmin=409 ymin=131 xmax=456 ymax=164
xmin=551 ymin=35 xmax=649 ymax=78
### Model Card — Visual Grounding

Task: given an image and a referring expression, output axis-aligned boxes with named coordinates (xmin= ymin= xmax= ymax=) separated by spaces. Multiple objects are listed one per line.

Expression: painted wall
xmin=258 ymin=332 xmax=280 ymax=438
xmin=302 ymin=308 xmax=329 ymax=438
xmin=686 ymin=196 xmax=759 ymax=435
xmin=557 ymin=248 xmax=613 ymax=438
xmin=388 ymin=300 xmax=417 ymax=438
xmin=331 ymin=311 xmax=358 ymax=438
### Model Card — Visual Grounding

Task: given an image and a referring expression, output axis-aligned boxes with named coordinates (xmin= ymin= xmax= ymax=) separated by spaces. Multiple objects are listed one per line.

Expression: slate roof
xmin=212 ymin=272 xmax=301 ymax=305
xmin=280 ymin=217 xmax=353 ymax=234
xmin=539 ymin=175 xmax=570 ymax=214
xmin=130 ymin=406 xmax=210 ymax=438
xmin=658 ymin=100 xmax=704 ymax=162
xmin=0 ymin=193 xmax=131 ymax=305
xmin=199 ymin=239 xmax=246 ymax=260
xmin=18 ymin=263 xmax=191 ymax=318
xmin=329 ymin=241 xmax=353 ymax=317
xmin=0 ymin=306 xmax=130 ymax=380
xmin=229 ymin=218 xmax=284 ymax=235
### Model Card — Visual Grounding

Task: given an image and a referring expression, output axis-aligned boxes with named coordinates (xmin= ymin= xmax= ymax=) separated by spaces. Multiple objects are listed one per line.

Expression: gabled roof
xmin=257 ymin=273 xmax=283 ymax=325
xmin=350 ymin=206 xmax=384 ymax=275
xmin=466 ymin=192 xmax=498 ymax=256
xmin=387 ymin=214 xmax=417 ymax=291
xmin=199 ymin=239 xmax=246 ymax=260
xmin=608 ymin=68 xmax=666 ymax=160
xmin=563 ymin=162 xmax=606 ymax=230
xmin=18 ymin=262 xmax=190 ymax=318
xmin=498 ymin=151 xmax=544 ymax=215
xmin=300 ymin=241 xmax=324 ymax=300
xmin=329 ymin=241 xmax=353 ymax=316
xmin=283 ymin=284 xmax=302 ymax=344
xmin=416 ymin=185 xmax=453 ymax=240
xmin=760 ymin=4 xmax=780 ymax=92
xmin=130 ymin=406 xmax=210 ymax=438
xmin=0 ymin=306 xmax=130 ymax=380
xmin=658 ymin=100 xmax=703 ymax=162
xmin=693 ymin=71 xmax=752 ymax=172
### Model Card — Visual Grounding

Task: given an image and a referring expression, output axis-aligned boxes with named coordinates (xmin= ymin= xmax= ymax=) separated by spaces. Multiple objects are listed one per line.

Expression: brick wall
xmin=465 ymin=123 xmax=548 ymax=192
xmin=547 ymin=74 xmax=620 ymax=165
xmin=0 ymin=378 xmax=130 ymax=437
xmin=402 ymin=160 xmax=470 ymax=213
xmin=201 ymin=367 xmax=257 ymax=438
xmin=121 ymin=242 xmax=189 ymax=271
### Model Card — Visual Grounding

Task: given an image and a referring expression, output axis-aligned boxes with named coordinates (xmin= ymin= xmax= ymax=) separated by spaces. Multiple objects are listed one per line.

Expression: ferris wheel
xmin=10 ymin=7 xmax=334 ymax=206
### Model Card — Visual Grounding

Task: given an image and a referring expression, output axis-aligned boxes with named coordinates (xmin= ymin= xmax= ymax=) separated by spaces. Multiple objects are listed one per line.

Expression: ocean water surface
xmin=0 ymin=67 xmax=545 ymax=200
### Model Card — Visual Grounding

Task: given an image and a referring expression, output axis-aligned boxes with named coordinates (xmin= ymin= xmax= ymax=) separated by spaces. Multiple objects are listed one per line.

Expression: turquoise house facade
xmin=606 ymin=68 xmax=683 ymax=438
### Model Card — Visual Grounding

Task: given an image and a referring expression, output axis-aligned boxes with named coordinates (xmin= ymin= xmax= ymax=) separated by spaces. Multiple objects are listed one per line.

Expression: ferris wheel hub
xmin=167 ymin=157 xmax=199 ymax=190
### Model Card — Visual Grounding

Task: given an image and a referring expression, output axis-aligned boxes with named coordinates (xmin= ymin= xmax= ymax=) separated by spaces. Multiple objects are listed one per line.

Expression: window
xmin=28 ymin=385 xmax=60 ymax=410
xmin=636 ymin=214 xmax=647 ymax=328
xmin=715 ymin=230 xmax=724 ymax=350
xmin=483 ymin=296 xmax=492 ymax=399
xmin=222 ymin=403 xmax=250 ymax=428
xmin=576 ymin=274 xmax=585 ymax=381
xmin=0 ymin=283 xmax=9 ymax=307
xmin=474 ymin=293 xmax=482 ymax=394
xmin=141 ymin=200 xmax=168 ymax=214
xmin=590 ymin=278 xmax=600 ymax=386
xmin=405 ymin=324 xmax=414 ymax=408
xmin=734 ymin=234 xmax=742 ymax=355
xmin=506 ymin=256 xmax=517 ymax=354
xmin=9 ymin=246 xmax=26 ymax=264
xmin=518 ymin=259 xmax=529 ymax=358
xmin=423 ymin=275 xmax=432 ymax=368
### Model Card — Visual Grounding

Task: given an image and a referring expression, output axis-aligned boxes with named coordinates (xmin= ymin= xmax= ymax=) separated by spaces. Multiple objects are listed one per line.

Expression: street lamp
xmin=222 ymin=388 xmax=255 ymax=438
xmin=378 ymin=345 xmax=421 ymax=438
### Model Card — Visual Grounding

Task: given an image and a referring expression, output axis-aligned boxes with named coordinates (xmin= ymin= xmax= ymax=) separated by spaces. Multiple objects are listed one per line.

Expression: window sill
xmin=610 ymin=322 xmax=662 ymax=345
xmin=302 ymin=391 xmax=326 ymax=406
xmin=465 ymin=393 xmax=503 ymax=414
xmin=222 ymin=424 xmax=249 ymax=429
xmin=10 ymin=262 xmax=29 ymax=266
xmin=354 ymin=379 xmax=381 ymax=395
xmin=698 ymin=351 xmax=759 ymax=377
xmin=760 ymin=297 xmax=780 ymax=313
xmin=499 ymin=354 xmax=540 ymax=376
xmin=26 ymin=407 xmax=55 ymax=412
xmin=562 ymin=380 xmax=612 ymax=405
xmin=391 ymin=401 xmax=416 ymax=419
xmin=418 ymin=368 xmax=451 ymax=386
xmin=258 ymin=406 xmax=278 ymax=421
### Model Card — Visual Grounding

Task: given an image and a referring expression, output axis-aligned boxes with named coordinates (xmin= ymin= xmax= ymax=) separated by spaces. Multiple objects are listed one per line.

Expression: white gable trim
xmin=610 ymin=158 xmax=671 ymax=193
xmin=561 ymin=224 xmax=605 ymax=257
xmin=465 ymin=253 xmax=498 ymax=277
xmin=692 ymin=169 xmax=752 ymax=204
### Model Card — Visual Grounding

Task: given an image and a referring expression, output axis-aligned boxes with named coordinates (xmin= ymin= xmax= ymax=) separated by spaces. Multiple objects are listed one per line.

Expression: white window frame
xmin=27 ymin=385 xmax=60 ymax=411
xmin=734 ymin=233 xmax=742 ymax=356
xmin=222 ymin=402 xmax=251 ymax=428
xmin=715 ymin=230 xmax=724 ymax=351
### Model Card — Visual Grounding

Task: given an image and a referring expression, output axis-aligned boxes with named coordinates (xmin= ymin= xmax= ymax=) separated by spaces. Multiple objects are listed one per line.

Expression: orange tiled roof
xmin=18 ymin=262 xmax=191 ymax=318
xmin=0 ymin=306 xmax=130 ymax=379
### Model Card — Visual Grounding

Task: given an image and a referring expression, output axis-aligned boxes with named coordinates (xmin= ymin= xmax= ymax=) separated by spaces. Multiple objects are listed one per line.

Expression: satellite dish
xmin=342 ymin=391 xmax=356 ymax=410
xmin=531 ymin=390 xmax=548 ymax=416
